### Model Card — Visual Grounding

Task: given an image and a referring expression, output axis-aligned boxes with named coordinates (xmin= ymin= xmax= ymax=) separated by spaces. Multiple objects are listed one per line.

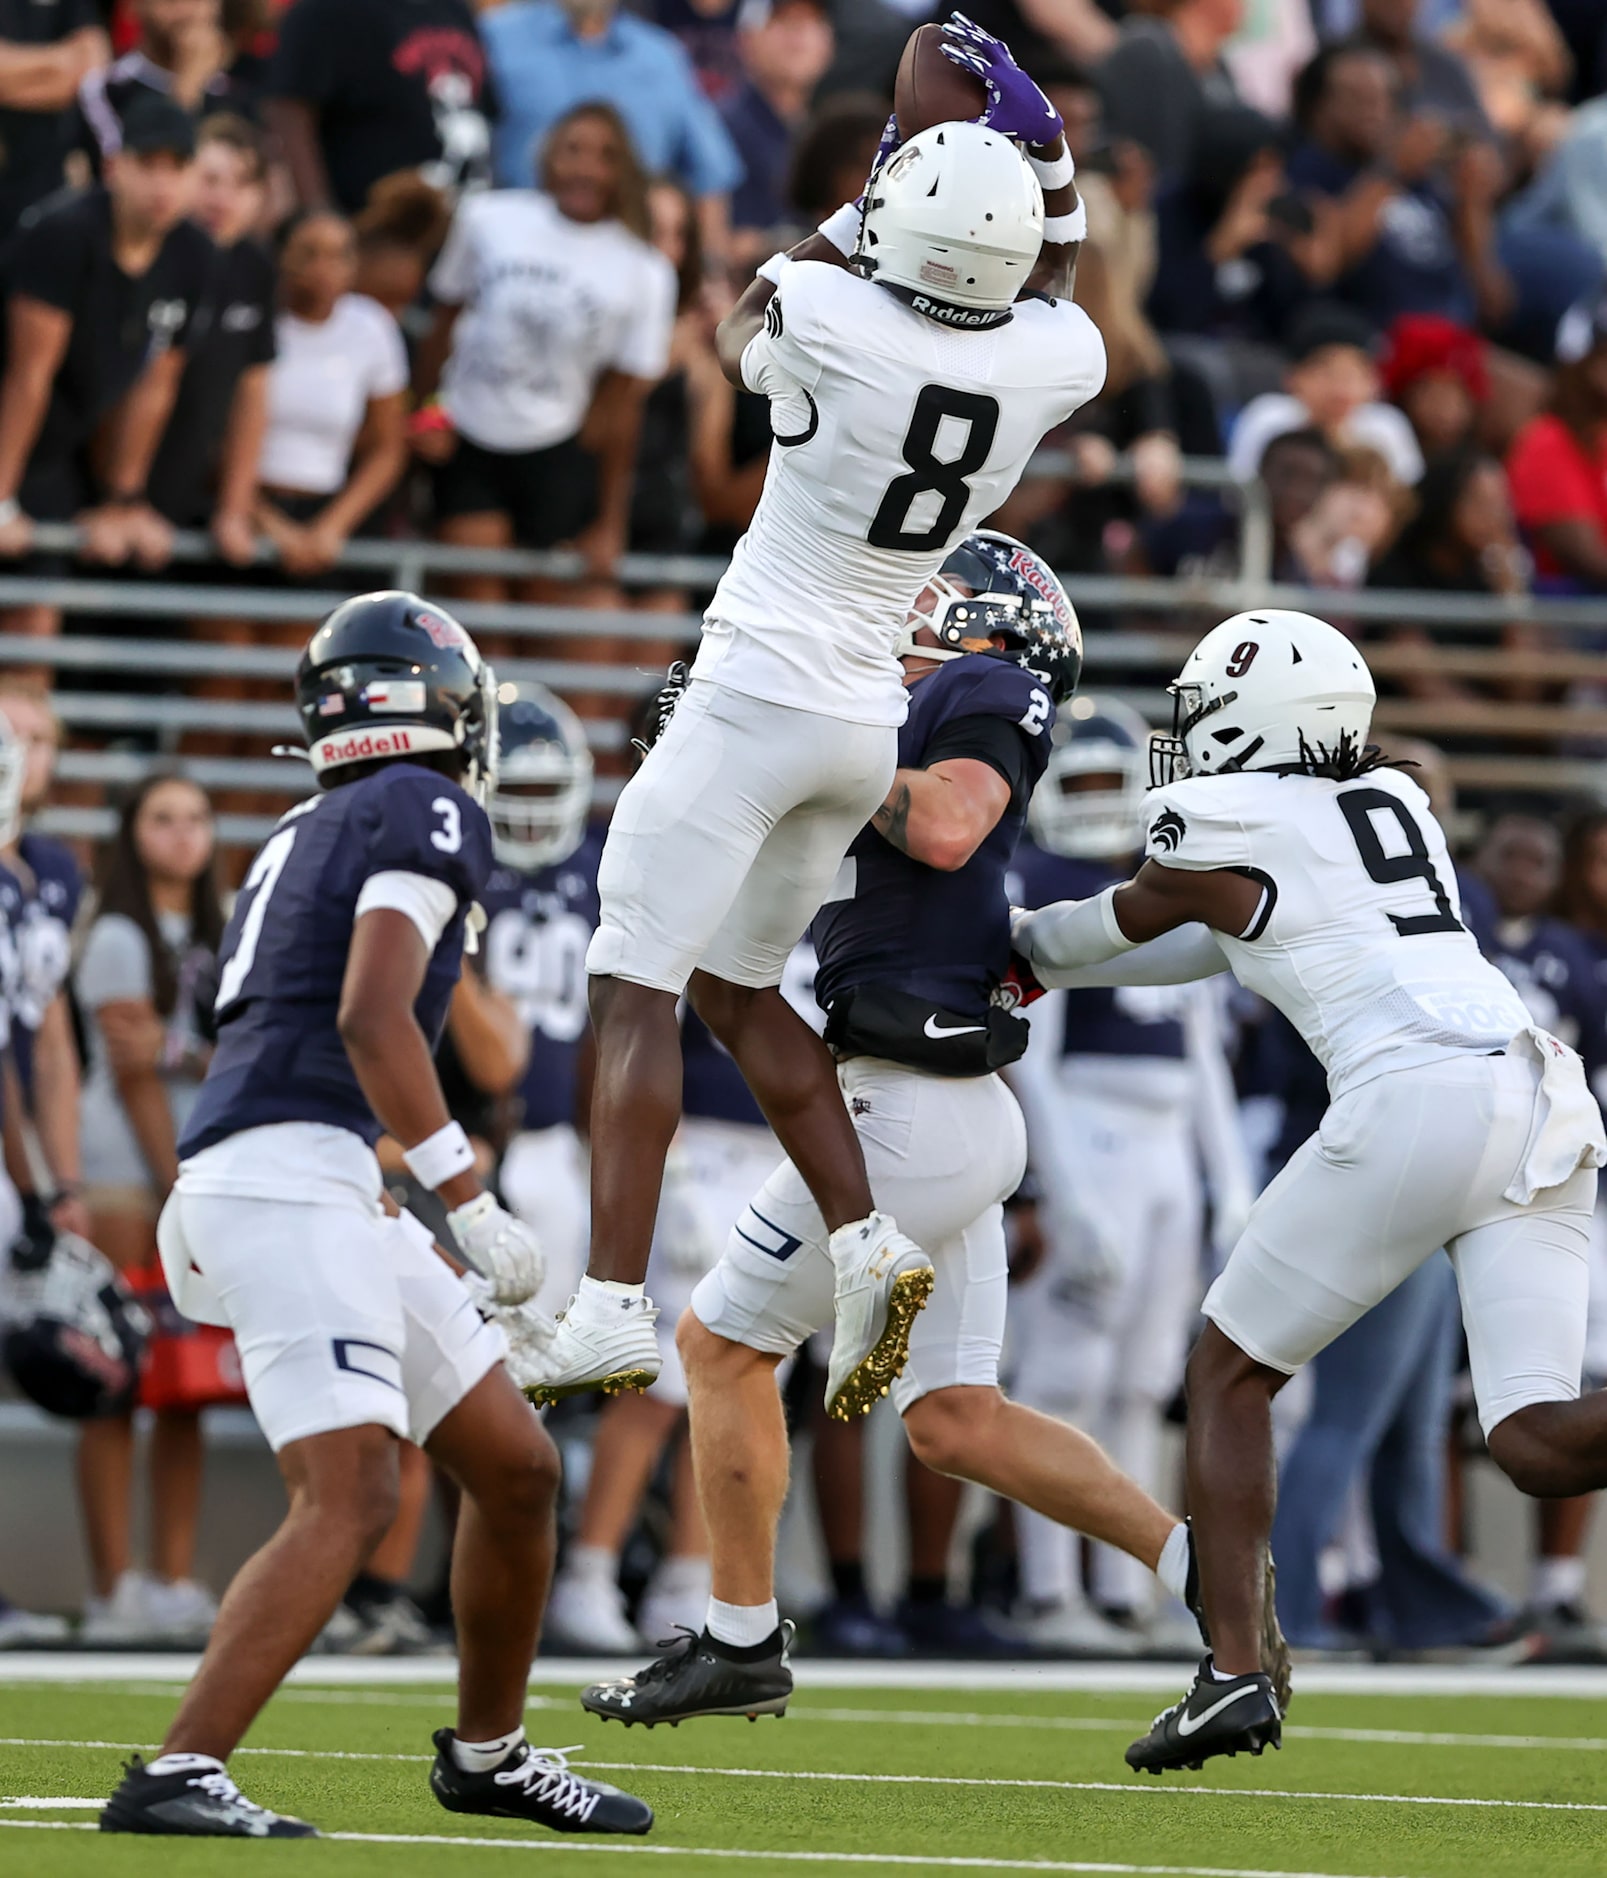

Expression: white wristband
xmin=0 ymin=498 xmax=21 ymax=527
xmin=816 ymin=200 xmax=863 ymax=257
xmin=1043 ymin=202 xmax=1088 ymax=245
xmin=403 ymin=1120 xmax=475 ymax=1191
xmin=755 ymin=250 xmax=788 ymax=287
xmin=1029 ymin=148 xmax=1076 ymax=192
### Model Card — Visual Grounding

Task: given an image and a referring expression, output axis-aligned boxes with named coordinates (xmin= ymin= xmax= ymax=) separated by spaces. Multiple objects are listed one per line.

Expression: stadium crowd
xmin=0 ymin=0 xmax=1606 ymax=1669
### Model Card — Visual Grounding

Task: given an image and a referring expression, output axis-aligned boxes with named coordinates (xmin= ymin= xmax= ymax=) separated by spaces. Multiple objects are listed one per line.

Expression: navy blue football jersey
xmin=479 ymin=828 xmax=602 ymax=1133
xmin=813 ymin=655 xmax=1054 ymax=1022
xmin=0 ymin=832 xmax=82 ymax=1093
xmin=1010 ymin=841 xmax=1188 ymax=1060
xmin=181 ymin=766 xmax=493 ymax=1155
xmin=1482 ymin=911 xmax=1607 ymax=1087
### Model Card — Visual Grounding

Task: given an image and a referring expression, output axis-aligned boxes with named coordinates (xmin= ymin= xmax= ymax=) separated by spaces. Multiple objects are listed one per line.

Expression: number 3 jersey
xmin=696 ymin=259 xmax=1106 ymax=729
xmin=180 ymin=765 xmax=494 ymax=1158
xmin=1145 ymin=766 xmax=1530 ymax=1100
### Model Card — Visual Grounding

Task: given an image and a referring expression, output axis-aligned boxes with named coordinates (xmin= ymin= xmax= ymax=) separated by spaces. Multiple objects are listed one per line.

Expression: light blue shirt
xmin=483 ymin=2 xmax=743 ymax=197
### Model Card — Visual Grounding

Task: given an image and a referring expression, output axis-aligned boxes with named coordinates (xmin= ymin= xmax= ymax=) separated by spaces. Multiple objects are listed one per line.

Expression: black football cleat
xmin=581 ymin=1622 xmax=794 ymax=1727
xmin=100 ymin=1754 xmax=318 ymax=1837
xmin=1126 ymin=1657 xmax=1282 ymax=1775
xmin=430 ymin=1730 xmax=651 ymax=1834
xmin=1183 ymin=1523 xmax=1293 ymax=1718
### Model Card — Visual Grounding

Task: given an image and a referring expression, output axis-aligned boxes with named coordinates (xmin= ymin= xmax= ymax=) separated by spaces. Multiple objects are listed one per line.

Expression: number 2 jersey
xmin=1145 ymin=765 xmax=1531 ymax=1101
xmin=180 ymin=765 xmax=493 ymax=1159
xmin=695 ymin=260 xmax=1106 ymax=729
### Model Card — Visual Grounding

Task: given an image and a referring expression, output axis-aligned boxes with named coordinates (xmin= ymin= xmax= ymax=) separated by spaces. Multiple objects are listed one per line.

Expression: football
xmin=894 ymin=22 xmax=988 ymax=140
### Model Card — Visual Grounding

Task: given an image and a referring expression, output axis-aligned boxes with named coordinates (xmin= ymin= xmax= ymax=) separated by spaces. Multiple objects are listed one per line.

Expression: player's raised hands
xmin=940 ymin=12 xmax=1063 ymax=149
xmin=446 ymin=1191 xmax=544 ymax=1307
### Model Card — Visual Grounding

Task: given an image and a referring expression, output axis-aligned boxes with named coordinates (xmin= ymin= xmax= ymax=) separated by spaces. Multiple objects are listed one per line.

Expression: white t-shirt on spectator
xmin=258 ymin=293 xmax=409 ymax=495
xmin=430 ymin=189 xmax=676 ymax=455
xmin=1227 ymin=392 xmax=1425 ymax=487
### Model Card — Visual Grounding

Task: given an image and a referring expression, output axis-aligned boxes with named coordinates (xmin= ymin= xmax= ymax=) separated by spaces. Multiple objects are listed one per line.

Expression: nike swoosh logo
xmin=924 ymin=1016 xmax=986 ymax=1039
xmin=1176 ymin=1683 xmax=1260 ymax=1736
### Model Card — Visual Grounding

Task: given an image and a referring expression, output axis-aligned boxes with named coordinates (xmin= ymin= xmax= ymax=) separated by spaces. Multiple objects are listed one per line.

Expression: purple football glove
xmin=940 ymin=11 xmax=1064 ymax=149
xmin=860 ymin=112 xmax=904 ymax=205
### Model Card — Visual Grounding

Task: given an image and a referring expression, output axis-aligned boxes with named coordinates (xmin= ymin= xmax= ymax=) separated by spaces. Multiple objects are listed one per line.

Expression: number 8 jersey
xmin=1145 ymin=766 xmax=1532 ymax=1101
xmin=695 ymin=258 xmax=1106 ymax=730
xmin=181 ymin=765 xmax=494 ymax=1158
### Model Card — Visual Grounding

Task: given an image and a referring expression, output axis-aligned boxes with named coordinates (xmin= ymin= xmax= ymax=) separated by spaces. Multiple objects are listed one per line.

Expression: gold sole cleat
xmin=523 ymin=1368 xmax=657 ymax=1407
xmin=826 ymin=1265 xmax=935 ymax=1422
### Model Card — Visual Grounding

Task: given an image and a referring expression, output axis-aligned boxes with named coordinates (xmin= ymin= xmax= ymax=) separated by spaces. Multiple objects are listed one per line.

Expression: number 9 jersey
xmin=695 ymin=259 xmax=1106 ymax=729
xmin=180 ymin=764 xmax=494 ymax=1158
xmin=1144 ymin=765 xmax=1532 ymax=1101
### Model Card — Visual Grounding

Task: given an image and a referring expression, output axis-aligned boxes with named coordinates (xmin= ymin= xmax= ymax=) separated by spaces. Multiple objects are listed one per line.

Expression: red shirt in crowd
xmin=1506 ymin=413 xmax=1607 ymax=579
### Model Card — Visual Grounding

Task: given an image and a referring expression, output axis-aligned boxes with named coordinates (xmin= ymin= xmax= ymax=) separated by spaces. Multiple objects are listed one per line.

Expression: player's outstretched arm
xmin=1014 ymin=863 xmax=1261 ymax=982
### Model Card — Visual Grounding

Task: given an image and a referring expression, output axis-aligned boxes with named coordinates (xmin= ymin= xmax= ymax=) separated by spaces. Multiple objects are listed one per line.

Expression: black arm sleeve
xmin=920 ymin=714 xmax=1033 ymax=805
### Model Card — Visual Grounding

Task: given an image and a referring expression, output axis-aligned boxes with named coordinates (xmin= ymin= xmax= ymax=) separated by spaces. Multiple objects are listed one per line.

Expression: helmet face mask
xmin=1032 ymin=696 xmax=1153 ymax=858
xmin=898 ymin=530 xmax=1082 ymax=704
xmin=488 ymin=682 xmax=593 ymax=871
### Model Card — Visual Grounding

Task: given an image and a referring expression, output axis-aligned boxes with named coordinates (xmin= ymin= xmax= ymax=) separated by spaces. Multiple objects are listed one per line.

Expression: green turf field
xmin=2 ymin=1666 xmax=1604 ymax=1877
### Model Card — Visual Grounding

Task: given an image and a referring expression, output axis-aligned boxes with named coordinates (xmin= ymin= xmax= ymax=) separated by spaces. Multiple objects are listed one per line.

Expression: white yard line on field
xmin=5 ymin=1734 xmax=1607 ymax=1817
xmin=0 ymin=1817 xmax=1407 ymax=1878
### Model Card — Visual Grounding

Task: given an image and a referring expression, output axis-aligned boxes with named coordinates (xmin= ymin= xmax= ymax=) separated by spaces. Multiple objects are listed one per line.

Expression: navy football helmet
xmin=1029 ymin=694 xmax=1153 ymax=859
xmin=897 ymin=529 xmax=1083 ymax=704
xmin=489 ymin=681 xmax=593 ymax=870
xmin=0 ymin=1222 xmax=150 ymax=1420
xmin=296 ymin=591 xmax=498 ymax=798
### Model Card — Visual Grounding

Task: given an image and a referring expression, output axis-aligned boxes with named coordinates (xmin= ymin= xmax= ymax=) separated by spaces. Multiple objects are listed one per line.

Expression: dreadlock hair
xmin=1286 ymin=729 xmax=1416 ymax=781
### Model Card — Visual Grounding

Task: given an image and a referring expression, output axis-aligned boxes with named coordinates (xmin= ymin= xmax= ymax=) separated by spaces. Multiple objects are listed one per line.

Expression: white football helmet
xmin=1151 ymin=610 xmax=1376 ymax=787
xmin=857 ymin=120 xmax=1043 ymax=325
xmin=1029 ymin=695 xmax=1152 ymax=859
xmin=488 ymin=681 xmax=593 ymax=871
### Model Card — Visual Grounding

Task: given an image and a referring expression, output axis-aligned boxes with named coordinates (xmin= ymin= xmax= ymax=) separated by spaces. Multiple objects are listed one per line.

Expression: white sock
xmin=564 ymin=1543 xmax=619 ymax=1583
xmin=576 ymin=1275 xmax=646 ymax=1316
xmin=1531 ymin=1555 xmax=1587 ymax=1610
xmin=1156 ymin=1523 xmax=1190 ymax=1603
xmin=706 ymin=1595 xmax=778 ymax=1648
xmin=1207 ymin=1661 xmax=1241 ymax=1683
xmin=146 ymin=1753 xmax=224 ymax=1777
xmin=450 ymin=1727 xmax=525 ymax=1773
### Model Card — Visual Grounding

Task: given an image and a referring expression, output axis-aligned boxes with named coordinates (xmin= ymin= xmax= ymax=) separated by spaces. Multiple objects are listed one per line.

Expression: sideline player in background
xmin=100 ymin=595 xmax=650 ymax=1839
xmin=1015 ymin=610 xmax=1607 ymax=1773
xmin=1010 ymin=699 xmax=1252 ymax=1654
xmin=536 ymin=17 xmax=1108 ymax=1420
xmin=580 ymin=536 xmax=1237 ymax=1723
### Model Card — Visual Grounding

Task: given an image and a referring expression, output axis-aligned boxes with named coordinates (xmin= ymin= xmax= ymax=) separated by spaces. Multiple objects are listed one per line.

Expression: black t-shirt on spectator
xmin=0 ymin=187 xmax=213 ymax=475
xmin=76 ymin=51 xmax=264 ymax=176
xmin=1095 ymin=17 xmax=1242 ymax=185
xmin=0 ymin=0 xmax=102 ymax=240
xmin=149 ymin=238 xmax=277 ymax=525
xmin=267 ymin=0 xmax=496 ymax=214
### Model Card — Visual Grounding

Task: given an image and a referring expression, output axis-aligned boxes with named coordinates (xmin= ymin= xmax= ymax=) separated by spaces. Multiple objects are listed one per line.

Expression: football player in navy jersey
xmin=1008 ymin=699 xmax=1253 ymax=1654
xmin=0 ymin=689 xmax=89 ymax=1249
xmin=101 ymin=595 xmax=651 ymax=1841
xmin=581 ymin=535 xmax=1204 ymax=1726
xmin=480 ymin=682 xmax=602 ymax=1323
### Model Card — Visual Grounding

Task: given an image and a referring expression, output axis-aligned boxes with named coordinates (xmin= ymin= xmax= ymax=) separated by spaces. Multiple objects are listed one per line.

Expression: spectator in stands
xmin=148 ymin=114 xmax=274 ymax=563
xmin=352 ymin=172 xmax=452 ymax=325
xmin=1442 ymin=0 xmax=1573 ymax=168
xmin=254 ymin=208 xmax=408 ymax=577
xmin=721 ymin=0 xmax=833 ymax=271
xmin=1094 ymin=0 xmax=1250 ymax=188
xmin=416 ymin=102 xmax=675 ymax=603
xmin=481 ymin=0 xmax=742 ymax=263
xmin=655 ymin=0 xmax=746 ymax=106
xmin=1379 ymin=311 xmax=1488 ymax=459
xmin=0 ymin=0 xmax=107 ymax=242
xmin=75 ymin=770 xmax=228 ymax=1646
xmin=1511 ymin=97 xmax=1607 ymax=271
xmin=1506 ymin=292 xmax=1607 ymax=591
xmin=264 ymin=0 xmax=494 ymax=216
xmin=1228 ymin=301 xmax=1425 ymax=487
xmin=0 ymin=94 xmax=211 ymax=644
xmin=1351 ymin=0 xmax=1491 ymax=138
xmin=1286 ymin=43 xmax=1495 ymax=334
xmin=785 ymin=89 xmax=888 ymax=230
xmin=957 ymin=1 xmax=1115 ymax=75
xmin=77 ymin=0 xmax=259 ymax=174
xmin=1140 ymin=424 xmax=1341 ymax=583
xmin=1285 ymin=440 xmax=1406 ymax=589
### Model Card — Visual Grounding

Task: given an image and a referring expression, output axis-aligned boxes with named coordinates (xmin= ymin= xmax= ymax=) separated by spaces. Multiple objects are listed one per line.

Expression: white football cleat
xmin=1015 ymin=1599 xmax=1142 ymax=1658
xmin=824 ymin=1212 xmax=934 ymax=1421
xmin=520 ymin=1288 xmax=662 ymax=1406
xmin=546 ymin=1570 xmax=642 ymax=1655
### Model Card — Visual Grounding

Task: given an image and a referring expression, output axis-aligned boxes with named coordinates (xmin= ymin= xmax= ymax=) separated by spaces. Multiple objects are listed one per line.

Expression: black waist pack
xmin=824 ymin=984 xmax=1030 ymax=1077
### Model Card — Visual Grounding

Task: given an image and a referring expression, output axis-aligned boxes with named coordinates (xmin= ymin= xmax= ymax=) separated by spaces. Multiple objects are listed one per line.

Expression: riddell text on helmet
xmin=316 ymin=727 xmax=416 ymax=763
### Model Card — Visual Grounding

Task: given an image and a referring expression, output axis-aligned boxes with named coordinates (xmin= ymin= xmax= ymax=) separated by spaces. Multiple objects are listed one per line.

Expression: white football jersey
xmin=1145 ymin=766 xmax=1532 ymax=1100
xmin=693 ymin=259 xmax=1106 ymax=728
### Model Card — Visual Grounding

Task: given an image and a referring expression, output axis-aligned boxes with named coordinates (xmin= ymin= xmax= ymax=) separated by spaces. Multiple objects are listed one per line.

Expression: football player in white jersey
xmin=531 ymin=15 xmax=1108 ymax=1420
xmin=1013 ymin=610 xmax=1607 ymax=1773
